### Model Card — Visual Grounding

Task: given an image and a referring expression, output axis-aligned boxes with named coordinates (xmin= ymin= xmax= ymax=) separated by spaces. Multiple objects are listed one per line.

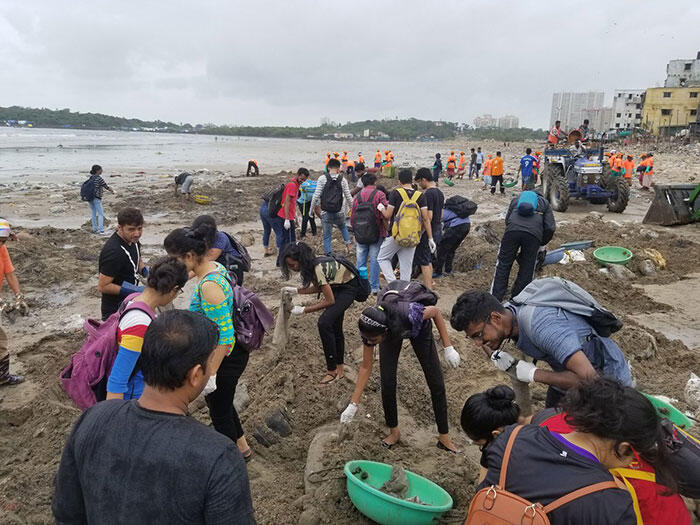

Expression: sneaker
xmin=0 ymin=373 xmax=25 ymax=386
xmin=432 ymin=272 xmax=443 ymax=279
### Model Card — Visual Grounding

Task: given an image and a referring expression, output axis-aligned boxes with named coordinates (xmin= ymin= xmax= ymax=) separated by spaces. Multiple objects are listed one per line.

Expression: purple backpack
xmin=59 ymin=294 xmax=154 ymax=410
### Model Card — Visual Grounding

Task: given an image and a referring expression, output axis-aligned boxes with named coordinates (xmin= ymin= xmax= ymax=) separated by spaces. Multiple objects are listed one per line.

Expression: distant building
xmin=363 ymin=129 xmax=370 ymax=137
xmin=550 ymin=92 xmax=605 ymax=131
xmin=641 ymin=87 xmax=700 ymax=135
xmin=581 ymin=107 xmax=612 ymax=132
xmin=664 ymin=52 xmax=700 ymax=88
xmin=473 ymin=114 xmax=498 ymax=128
xmin=497 ymin=115 xmax=519 ymax=129
xmin=612 ymin=90 xmax=644 ymax=129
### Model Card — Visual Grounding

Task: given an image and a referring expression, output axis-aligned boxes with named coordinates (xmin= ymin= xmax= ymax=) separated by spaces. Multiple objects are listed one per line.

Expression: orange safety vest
xmin=447 ymin=155 xmax=457 ymax=170
xmin=612 ymin=156 xmax=623 ymax=173
xmin=375 ymin=152 xmax=381 ymax=163
xmin=548 ymin=126 xmax=562 ymax=144
xmin=623 ymin=160 xmax=634 ymax=178
xmin=458 ymin=155 xmax=467 ymax=170
xmin=358 ymin=154 xmax=365 ymax=164
xmin=384 ymin=153 xmax=392 ymax=167
xmin=483 ymin=159 xmax=492 ymax=176
xmin=491 ymin=156 xmax=504 ymax=176
xmin=347 ymin=160 xmax=355 ymax=168
xmin=341 ymin=154 xmax=348 ymax=163
xmin=324 ymin=156 xmax=330 ymax=166
xmin=646 ymin=157 xmax=654 ymax=175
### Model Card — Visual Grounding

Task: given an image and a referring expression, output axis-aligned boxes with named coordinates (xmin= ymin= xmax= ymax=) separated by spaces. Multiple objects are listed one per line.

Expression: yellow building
xmin=642 ymin=87 xmax=700 ymax=135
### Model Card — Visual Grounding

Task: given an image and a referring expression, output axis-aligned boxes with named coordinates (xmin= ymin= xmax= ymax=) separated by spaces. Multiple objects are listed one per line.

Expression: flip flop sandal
xmin=436 ymin=441 xmax=459 ymax=454
xmin=381 ymin=438 xmax=400 ymax=450
xmin=318 ymin=372 xmax=338 ymax=386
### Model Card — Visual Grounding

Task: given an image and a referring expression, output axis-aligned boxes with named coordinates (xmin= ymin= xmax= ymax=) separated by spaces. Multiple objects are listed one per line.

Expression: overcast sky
xmin=1 ymin=1 xmax=698 ymax=128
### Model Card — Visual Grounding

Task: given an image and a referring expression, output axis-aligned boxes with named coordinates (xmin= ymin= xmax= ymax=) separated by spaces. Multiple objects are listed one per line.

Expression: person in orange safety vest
xmin=548 ymin=120 xmax=564 ymax=144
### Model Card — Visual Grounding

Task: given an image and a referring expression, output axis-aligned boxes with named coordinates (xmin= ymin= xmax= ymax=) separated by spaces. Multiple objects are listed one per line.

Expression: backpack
xmin=377 ymin=280 xmax=438 ymax=308
xmin=59 ymin=294 xmax=154 ymax=410
xmin=444 ymin=195 xmax=478 ymax=218
xmin=315 ymin=254 xmax=371 ymax=302
xmin=515 ymin=191 xmax=539 ymax=217
xmin=351 ymin=189 xmax=381 ymax=245
xmin=511 ymin=277 xmax=623 ymax=337
xmin=80 ymin=176 xmax=97 ymax=202
xmin=199 ymin=271 xmax=274 ymax=351
xmin=465 ymin=425 xmax=624 ymax=525
xmin=264 ymin=184 xmax=285 ymax=218
xmin=320 ymin=173 xmax=344 ymax=213
xmin=391 ymin=188 xmax=423 ymax=247
xmin=222 ymin=232 xmax=252 ymax=272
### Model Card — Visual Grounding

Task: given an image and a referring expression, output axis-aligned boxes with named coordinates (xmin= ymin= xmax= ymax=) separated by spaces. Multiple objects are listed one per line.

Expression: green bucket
xmin=593 ymin=246 xmax=633 ymax=265
xmin=642 ymin=393 xmax=694 ymax=429
xmin=344 ymin=460 xmax=453 ymax=525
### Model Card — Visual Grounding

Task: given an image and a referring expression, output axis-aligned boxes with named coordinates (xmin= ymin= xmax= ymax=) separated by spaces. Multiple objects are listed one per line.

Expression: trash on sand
xmin=685 ymin=373 xmax=700 ymax=411
xmin=559 ymin=249 xmax=586 ymax=265
xmin=380 ymin=466 xmax=409 ymax=499
xmin=643 ymin=248 xmax=666 ymax=269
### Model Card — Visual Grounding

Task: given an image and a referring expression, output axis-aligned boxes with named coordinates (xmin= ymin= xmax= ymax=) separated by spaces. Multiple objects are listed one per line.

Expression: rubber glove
xmin=291 ymin=305 xmax=305 ymax=315
xmin=282 ymin=286 xmax=298 ymax=295
xmin=120 ymin=281 xmax=145 ymax=297
xmin=490 ymin=350 xmax=515 ymax=371
xmin=515 ymin=361 xmax=538 ymax=383
xmin=203 ymin=375 xmax=218 ymax=396
xmin=428 ymin=238 xmax=437 ymax=254
xmin=14 ymin=293 xmax=29 ymax=316
xmin=443 ymin=346 xmax=460 ymax=368
xmin=376 ymin=203 xmax=386 ymax=212
xmin=284 ymin=219 xmax=291 ymax=230
xmin=340 ymin=403 xmax=358 ymax=424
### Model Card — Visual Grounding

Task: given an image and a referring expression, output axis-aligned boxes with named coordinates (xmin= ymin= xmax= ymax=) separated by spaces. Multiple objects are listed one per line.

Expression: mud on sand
xmin=1 ymin=171 xmax=700 ymax=524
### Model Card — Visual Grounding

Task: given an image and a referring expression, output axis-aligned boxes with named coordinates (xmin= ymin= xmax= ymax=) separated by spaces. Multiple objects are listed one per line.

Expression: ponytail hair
xmin=460 ymin=385 xmax=520 ymax=443
xmin=146 ymin=257 xmax=188 ymax=295
xmin=163 ymin=224 xmax=213 ymax=258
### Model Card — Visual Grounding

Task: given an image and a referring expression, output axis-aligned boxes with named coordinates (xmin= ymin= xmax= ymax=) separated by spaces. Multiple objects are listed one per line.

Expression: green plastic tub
xmin=344 ymin=460 xmax=453 ymax=525
xmin=593 ymin=246 xmax=633 ymax=265
xmin=642 ymin=393 xmax=694 ymax=429
xmin=503 ymin=176 xmax=519 ymax=188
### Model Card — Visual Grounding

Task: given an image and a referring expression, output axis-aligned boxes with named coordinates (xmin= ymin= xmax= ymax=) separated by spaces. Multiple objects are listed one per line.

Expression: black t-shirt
xmin=422 ymin=187 xmax=444 ymax=232
xmin=98 ymin=232 xmax=141 ymax=318
xmin=387 ymin=187 xmax=427 ymax=230
xmin=479 ymin=424 xmax=636 ymax=525
xmin=52 ymin=400 xmax=255 ymax=524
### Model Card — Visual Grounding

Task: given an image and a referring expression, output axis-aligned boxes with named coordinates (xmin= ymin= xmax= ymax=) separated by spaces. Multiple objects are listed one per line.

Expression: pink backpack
xmin=60 ymin=294 xmax=154 ymax=410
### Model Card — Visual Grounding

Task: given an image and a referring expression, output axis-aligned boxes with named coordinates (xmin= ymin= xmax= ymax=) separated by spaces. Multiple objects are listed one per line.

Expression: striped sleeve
xmin=106 ymin=310 xmax=151 ymax=394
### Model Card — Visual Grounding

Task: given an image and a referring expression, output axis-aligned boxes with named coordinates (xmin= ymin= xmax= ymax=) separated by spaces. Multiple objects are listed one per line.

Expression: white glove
xmin=443 ymin=346 xmax=460 ymax=368
xmin=282 ymin=286 xmax=298 ymax=295
xmin=340 ymin=403 xmax=358 ymax=424
xmin=491 ymin=351 xmax=515 ymax=372
xmin=284 ymin=219 xmax=291 ymax=230
xmin=203 ymin=375 xmax=218 ymax=396
xmin=291 ymin=305 xmax=305 ymax=315
xmin=428 ymin=238 xmax=437 ymax=254
xmin=515 ymin=361 xmax=538 ymax=383
xmin=376 ymin=203 xmax=386 ymax=212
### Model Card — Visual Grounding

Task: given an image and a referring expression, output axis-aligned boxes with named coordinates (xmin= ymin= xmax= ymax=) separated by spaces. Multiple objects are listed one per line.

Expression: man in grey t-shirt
xmin=450 ymin=289 xmax=632 ymax=408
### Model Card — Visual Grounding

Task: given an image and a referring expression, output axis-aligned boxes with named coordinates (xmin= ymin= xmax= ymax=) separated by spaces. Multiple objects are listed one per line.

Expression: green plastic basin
xmin=593 ymin=246 xmax=633 ymax=265
xmin=344 ymin=460 xmax=453 ymax=525
xmin=503 ymin=176 xmax=519 ymax=188
xmin=642 ymin=393 xmax=694 ymax=429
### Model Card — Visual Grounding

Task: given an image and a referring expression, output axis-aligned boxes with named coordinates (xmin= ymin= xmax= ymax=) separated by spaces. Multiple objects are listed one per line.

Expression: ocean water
xmin=0 ymin=127 xmax=460 ymax=184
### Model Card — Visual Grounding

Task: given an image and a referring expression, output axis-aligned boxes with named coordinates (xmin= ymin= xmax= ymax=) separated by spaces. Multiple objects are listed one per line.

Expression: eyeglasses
xmin=470 ymin=317 xmax=491 ymax=342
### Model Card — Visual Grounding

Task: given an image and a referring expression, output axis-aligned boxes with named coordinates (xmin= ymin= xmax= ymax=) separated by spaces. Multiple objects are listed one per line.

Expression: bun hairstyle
xmin=163 ymin=224 xmax=214 ymax=258
xmin=90 ymin=164 xmax=102 ymax=175
xmin=146 ymin=257 xmax=188 ymax=295
xmin=460 ymin=385 xmax=520 ymax=443
xmin=191 ymin=215 xmax=218 ymax=248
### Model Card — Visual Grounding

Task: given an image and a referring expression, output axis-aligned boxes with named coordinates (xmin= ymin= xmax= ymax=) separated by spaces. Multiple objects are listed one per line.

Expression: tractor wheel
xmin=602 ymin=163 xmax=613 ymax=185
xmin=546 ymin=164 xmax=569 ymax=212
xmin=607 ymin=177 xmax=629 ymax=213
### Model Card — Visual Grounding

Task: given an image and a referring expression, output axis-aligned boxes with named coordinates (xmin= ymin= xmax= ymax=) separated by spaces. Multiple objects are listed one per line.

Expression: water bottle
xmin=358 ymin=266 xmax=368 ymax=279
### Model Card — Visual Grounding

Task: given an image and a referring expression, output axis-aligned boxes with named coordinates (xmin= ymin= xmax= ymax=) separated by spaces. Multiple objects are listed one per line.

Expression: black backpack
xmin=222 ymin=232 xmax=252 ymax=272
xmin=377 ymin=280 xmax=438 ymax=308
xmin=320 ymin=173 xmax=343 ymax=213
xmin=264 ymin=184 xmax=285 ymax=218
xmin=315 ymin=254 xmax=371 ymax=302
xmin=351 ymin=190 xmax=380 ymax=245
xmin=80 ymin=176 xmax=97 ymax=202
xmin=444 ymin=195 xmax=478 ymax=218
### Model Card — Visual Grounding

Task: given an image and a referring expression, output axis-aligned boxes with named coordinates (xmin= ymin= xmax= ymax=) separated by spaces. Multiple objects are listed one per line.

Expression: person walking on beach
xmin=481 ymin=154 xmax=493 ymax=189
xmin=297 ymin=172 xmax=318 ymax=238
xmin=97 ymin=208 xmax=146 ymax=320
xmin=105 ymin=257 xmax=188 ymax=401
xmin=164 ymin=224 xmax=253 ymax=461
xmin=490 ymin=151 xmax=505 ymax=195
xmin=311 ymin=158 xmax=353 ymax=255
xmin=341 ymin=283 xmax=461 ymax=453
xmin=432 ymin=153 xmax=443 ymax=183
xmin=475 ymin=147 xmax=483 ymax=179
xmin=374 ymin=150 xmax=382 ymax=169
xmin=467 ymin=148 xmax=477 ymax=179
xmin=280 ymin=242 xmax=362 ymax=386
xmin=457 ymin=151 xmax=467 ymax=180
xmin=518 ymin=148 xmax=537 ymax=191
xmin=52 ymin=310 xmax=255 ymax=525
xmin=83 ymin=165 xmax=114 ymax=235
xmin=0 ymin=219 xmax=29 ymax=386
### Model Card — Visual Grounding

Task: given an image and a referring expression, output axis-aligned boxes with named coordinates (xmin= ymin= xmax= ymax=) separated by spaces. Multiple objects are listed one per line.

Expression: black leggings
xmin=205 ymin=342 xmax=249 ymax=442
xmin=318 ymin=279 xmax=358 ymax=371
xmin=435 ymin=223 xmax=470 ymax=274
xmin=297 ymin=201 xmax=317 ymax=237
xmin=379 ymin=321 xmax=449 ymax=434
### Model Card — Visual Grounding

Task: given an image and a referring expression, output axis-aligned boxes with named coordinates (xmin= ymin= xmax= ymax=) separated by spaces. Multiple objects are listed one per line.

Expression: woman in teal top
xmin=164 ymin=224 xmax=252 ymax=460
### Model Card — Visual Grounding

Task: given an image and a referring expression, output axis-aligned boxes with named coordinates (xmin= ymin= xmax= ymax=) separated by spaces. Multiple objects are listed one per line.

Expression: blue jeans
xmin=269 ymin=216 xmax=296 ymax=266
xmin=88 ymin=198 xmax=104 ymax=233
xmin=259 ymin=202 xmax=273 ymax=247
xmin=356 ymin=239 xmax=383 ymax=292
xmin=321 ymin=211 xmax=351 ymax=254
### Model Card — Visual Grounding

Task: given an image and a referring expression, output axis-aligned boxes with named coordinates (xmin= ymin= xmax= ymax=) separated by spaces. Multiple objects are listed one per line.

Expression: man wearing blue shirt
xmin=518 ymin=148 xmax=537 ymax=190
xmin=450 ymin=289 xmax=633 ymax=408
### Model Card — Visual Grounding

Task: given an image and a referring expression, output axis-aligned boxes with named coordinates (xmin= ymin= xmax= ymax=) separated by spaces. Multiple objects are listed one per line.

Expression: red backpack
xmin=59 ymin=294 xmax=154 ymax=410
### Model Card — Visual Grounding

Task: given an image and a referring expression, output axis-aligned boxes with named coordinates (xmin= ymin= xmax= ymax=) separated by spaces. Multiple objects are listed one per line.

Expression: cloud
xmin=0 ymin=0 xmax=698 ymax=127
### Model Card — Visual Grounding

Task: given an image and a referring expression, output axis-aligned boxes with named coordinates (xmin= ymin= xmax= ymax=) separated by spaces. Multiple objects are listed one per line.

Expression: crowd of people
xmin=0 ymin=146 xmax=689 ymax=523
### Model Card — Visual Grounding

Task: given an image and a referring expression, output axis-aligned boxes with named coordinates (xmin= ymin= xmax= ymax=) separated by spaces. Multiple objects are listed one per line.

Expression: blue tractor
xmin=541 ymin=145 xmax=629 ymax=213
